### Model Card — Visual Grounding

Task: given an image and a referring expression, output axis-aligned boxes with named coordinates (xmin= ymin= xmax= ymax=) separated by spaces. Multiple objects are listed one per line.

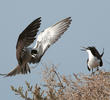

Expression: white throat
xmin=86 ymin=50 xmax=94 ymax=59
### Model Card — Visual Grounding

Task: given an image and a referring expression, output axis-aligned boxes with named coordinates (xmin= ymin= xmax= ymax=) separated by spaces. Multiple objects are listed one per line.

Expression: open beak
xmin=80 ymin=47 xmax=87 ymax=51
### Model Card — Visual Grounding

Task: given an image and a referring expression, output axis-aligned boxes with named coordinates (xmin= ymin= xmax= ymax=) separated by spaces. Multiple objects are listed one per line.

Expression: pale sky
xmin=0 ymin=0 xmax=110 ymax=100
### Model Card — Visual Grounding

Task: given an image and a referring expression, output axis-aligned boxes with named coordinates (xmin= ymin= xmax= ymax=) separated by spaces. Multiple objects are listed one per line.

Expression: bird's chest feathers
xmin=87 ymin=50 xmax=100 ymax=68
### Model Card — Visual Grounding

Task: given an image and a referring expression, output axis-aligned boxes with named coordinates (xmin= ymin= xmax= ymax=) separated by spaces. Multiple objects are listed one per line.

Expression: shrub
xmin=11 ymin=64 xmax=110 ymax=100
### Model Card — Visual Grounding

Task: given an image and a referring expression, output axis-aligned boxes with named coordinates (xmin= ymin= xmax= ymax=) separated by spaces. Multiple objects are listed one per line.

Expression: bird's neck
xmin=87 ymin=50 xmax=94 ymax=60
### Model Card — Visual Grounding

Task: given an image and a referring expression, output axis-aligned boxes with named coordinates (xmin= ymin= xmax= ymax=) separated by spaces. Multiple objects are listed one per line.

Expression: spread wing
xmin=16 ymin=17 xmax=41 ymax=65
xmin=30 ymin=17 xmax=72 ymax=64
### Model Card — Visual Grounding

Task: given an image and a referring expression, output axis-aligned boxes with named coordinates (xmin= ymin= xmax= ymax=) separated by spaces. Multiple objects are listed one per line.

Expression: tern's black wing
xmin=16 ymin=17 xmax=41 ymax=65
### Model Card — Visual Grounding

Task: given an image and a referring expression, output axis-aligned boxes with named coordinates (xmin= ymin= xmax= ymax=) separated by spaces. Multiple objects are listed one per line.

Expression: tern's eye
xmin=31 ymin=50 xmax=37 ymax=55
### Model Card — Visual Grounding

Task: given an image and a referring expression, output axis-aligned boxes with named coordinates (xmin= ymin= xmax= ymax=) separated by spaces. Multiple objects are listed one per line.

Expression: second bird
xmin=81 ymin=46 xmax=104 ymax=74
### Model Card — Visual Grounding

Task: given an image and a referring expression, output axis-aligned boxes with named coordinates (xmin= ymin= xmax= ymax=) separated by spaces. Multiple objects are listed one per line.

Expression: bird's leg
xmin=21 ymin=67 xmax=24 ymax=73
xmin=20 ymin=65 xmax=25 ymax=74
xmin=91 ymin=68 xmax=95 ymax=75
xmin=24 ymin=65 xmax=27 ymax=74
xmin=96 ymin=67 xmax=99 ymax=71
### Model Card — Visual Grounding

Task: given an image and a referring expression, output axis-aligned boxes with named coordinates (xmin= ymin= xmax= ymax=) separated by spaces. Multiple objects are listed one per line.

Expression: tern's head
xmin=81 ymin=46 xmax=97 ymax=55
xmin=81 ymin=46 xmax=96 ymax=51
xmin=31 ymin=49 xmax=38 ymax=58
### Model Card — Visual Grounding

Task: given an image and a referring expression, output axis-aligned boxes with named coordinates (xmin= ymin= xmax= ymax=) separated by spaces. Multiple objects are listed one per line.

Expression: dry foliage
xmin=11 ymin=64 xmax=110 ymax=100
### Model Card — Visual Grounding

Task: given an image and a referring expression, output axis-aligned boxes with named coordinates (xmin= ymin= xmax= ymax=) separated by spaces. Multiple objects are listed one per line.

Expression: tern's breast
xmin=87 ymin=50 xmax=100 ymax=68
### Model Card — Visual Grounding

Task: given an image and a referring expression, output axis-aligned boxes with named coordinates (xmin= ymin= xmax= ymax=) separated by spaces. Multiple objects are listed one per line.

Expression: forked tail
xmin=0 ymin=64 xmax=31 ymax=77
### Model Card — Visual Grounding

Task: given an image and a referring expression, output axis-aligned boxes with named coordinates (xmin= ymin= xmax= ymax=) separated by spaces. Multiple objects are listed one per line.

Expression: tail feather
xmin=100 ymin=48 xmax=104 ymax=57
xmin=6 ymin=65 xmax=21 ymax=77
xmin=0 ymin=64 xmax=31 ymax=77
